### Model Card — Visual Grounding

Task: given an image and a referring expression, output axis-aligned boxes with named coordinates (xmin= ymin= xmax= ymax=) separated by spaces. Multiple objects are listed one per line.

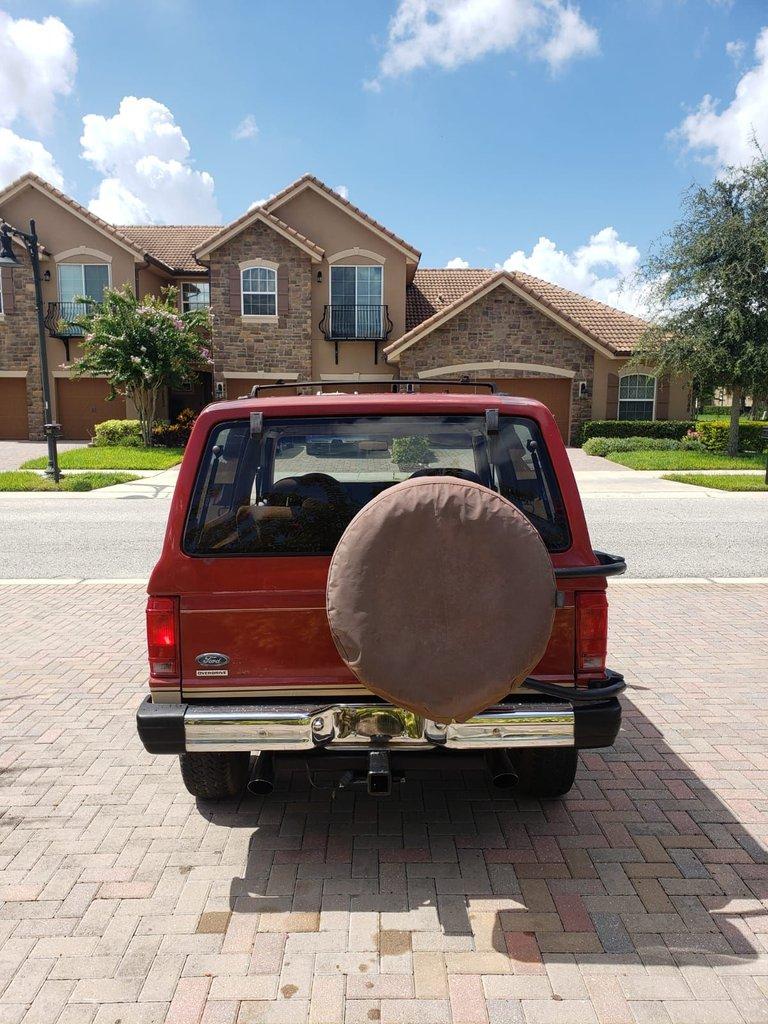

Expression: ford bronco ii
xmin=137 ymin=381 xmax=625 ymax=800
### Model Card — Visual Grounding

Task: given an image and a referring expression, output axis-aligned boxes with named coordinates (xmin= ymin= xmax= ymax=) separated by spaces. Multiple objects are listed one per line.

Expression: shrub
xmin=698 ymin=420 xmax=768 ymax=454
xmin=93 ymin=419 xmax=143 ymax=447
xmin=391 ymin=435 xmax=433 ymax=468
xmin=579 ymin=420 xmax=695 ymax=444
xmin=583 ymin=436 xmax=682 ymax=457
xmin=152 ymin=408 xmax=197 ymax=448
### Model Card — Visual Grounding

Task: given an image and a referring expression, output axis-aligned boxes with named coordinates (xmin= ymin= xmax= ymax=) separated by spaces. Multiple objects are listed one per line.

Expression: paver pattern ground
xmin=1 ymin=581 xmax=767 ymax=1023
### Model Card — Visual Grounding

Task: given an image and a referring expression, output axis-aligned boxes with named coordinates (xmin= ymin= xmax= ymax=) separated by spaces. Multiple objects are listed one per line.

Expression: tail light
xmin=576 ymin=591 xmax=608 ymax=676
xmin=146 ymin=596 xmax=179 ymax=678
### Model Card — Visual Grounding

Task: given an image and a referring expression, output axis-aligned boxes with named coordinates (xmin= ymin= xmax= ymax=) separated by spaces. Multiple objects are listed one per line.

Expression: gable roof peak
xmin=264 ymin=175 xmax=421 ymax=261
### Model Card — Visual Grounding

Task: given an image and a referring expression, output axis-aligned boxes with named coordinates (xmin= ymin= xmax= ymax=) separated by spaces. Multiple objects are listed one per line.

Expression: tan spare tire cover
xmin=326 ymin=476 xmax=556 ymax=722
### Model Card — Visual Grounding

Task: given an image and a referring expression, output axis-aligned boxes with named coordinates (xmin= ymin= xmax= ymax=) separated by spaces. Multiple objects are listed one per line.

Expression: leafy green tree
xmin=634 ymin=158 xmax=768 ymax=455
xmin=73 ymin=285 xmax=212 ymax=446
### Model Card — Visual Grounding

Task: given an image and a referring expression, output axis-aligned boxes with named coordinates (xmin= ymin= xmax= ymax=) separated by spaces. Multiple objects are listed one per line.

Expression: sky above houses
xmin=1 ymin=1 xmax=767 ymax=315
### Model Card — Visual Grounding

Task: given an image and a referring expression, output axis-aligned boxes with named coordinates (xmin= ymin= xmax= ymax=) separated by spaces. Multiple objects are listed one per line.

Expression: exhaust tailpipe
xmin=247 ymin=752 xmax=275 ymax=795
xmin=367 ymin=750 xmax=391 ymax=796
xmin=486 ymin=749 xmax=519 ymax=789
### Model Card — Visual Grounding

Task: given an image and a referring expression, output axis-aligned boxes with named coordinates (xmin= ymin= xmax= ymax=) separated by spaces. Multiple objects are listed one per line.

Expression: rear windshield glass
xmin=183 ymin=414 xmax=570 ymax=556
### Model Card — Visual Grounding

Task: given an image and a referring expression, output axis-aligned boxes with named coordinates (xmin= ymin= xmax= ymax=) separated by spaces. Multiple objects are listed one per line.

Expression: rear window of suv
xmin=183 ymin=414 xmax=570 ymax=556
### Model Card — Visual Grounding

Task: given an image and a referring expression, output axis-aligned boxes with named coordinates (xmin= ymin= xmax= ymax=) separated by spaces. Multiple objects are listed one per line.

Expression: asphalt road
xmin=0 ymin=488 xmax=765 ymax=580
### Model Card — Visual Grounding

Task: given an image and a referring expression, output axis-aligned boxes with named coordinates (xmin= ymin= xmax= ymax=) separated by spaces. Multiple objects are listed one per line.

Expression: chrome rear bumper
xmin=182 ymin=700 xmax=574 ymax=753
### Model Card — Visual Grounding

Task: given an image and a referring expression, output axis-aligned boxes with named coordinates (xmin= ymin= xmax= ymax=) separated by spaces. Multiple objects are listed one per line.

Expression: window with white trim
xmin=181 ymin=281 xmax=210 ymax=313
xmin=618 ymin=373 xmax=656 ymax=421
xmin=242 ymin=266 xmax=276 ymax=316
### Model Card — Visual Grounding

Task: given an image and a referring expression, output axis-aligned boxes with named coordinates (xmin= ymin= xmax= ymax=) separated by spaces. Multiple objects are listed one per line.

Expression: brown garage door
xmin=0 ymin=378 xmax=28 ymax=439
xmin=56 ymin=378 xmax=126 ymax=440
xmin=491 ymin=378 xmax=572 ymax=442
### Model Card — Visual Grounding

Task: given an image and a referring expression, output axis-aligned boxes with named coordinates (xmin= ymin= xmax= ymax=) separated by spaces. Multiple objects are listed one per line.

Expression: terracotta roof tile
xmin=0 ymin=173 xmax=155 ymax=263
xmin=265 ymin=175 xmax=421 ymax=259
xmin=116 ymin=225 xmax=217 ymax=272
xmin=403 ymin=269 xmax=647 ymax=357
xmin=193 ymin=207 xmax=325 ymax=261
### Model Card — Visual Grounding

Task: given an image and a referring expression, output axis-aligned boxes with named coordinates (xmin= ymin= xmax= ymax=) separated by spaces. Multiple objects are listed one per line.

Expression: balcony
xmin=319 ymin=304 xmax=393 ymax=364
xmin=44 ymin=302 xmax=96 ymax=360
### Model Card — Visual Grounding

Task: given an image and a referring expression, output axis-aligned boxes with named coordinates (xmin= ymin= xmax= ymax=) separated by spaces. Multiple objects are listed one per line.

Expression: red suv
xmin=137 ymin=381 xmax=625 ymax=801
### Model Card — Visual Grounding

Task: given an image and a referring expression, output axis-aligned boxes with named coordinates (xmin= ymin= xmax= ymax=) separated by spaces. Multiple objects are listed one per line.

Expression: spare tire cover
xmin=326 ymin=476 xmax=556 ymax=722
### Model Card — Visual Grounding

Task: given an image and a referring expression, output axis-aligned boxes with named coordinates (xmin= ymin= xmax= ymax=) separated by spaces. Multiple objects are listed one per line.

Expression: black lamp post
xmin=0 ymin=220 xmax=61 ymax=482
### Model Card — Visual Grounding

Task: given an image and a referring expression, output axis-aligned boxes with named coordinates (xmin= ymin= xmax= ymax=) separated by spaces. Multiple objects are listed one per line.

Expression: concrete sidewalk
xmin=1 ymin=581 xmax=767 ymax=1024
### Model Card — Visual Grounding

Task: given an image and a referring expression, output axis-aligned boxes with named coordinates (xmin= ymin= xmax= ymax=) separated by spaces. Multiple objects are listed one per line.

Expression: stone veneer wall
xmin=397 ymin=285 xmax=595 ymax=440
xmin=208 ymin=221 xmax=313 ymax=393
xmin=0 ymin=250 xmax=45 ymax=439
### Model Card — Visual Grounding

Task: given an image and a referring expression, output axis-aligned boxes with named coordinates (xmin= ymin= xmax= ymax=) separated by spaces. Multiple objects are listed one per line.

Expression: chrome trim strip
xmin=184 ymin=701 xmax=574 ymax=752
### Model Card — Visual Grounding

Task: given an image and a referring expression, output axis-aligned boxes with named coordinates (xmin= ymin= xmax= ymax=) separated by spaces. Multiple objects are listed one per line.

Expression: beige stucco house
xmin=0 ymin=172 xmax=689 ymax=444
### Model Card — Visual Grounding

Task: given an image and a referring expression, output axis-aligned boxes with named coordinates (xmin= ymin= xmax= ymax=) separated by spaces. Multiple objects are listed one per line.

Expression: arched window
xmin=242 ymin=266 xmax=277 ymax=316
xmin=618 ymin=373 xmax=656 ymax=421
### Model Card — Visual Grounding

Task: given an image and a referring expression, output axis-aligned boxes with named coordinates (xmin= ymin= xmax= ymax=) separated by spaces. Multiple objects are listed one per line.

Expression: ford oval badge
xmin=196 ymin=652 xmax=229 ymax=667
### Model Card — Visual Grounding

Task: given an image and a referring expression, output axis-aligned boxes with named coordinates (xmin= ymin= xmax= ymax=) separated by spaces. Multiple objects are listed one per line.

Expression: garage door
xmin=0 ymin=378 xmax=28 ymax=439
xmin=491 ymin=378 xmax=572 ymax=442
xmin=56 ymin=378 xmax=126 ymax=440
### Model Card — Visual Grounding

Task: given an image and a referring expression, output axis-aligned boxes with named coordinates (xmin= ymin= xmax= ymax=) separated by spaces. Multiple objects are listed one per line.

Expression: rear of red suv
xmin=137 ymin=384 xmax=625 ymax=800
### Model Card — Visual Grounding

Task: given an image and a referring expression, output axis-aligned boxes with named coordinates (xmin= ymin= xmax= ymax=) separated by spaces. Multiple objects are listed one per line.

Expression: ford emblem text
xmin=196 ymin=652 xmax=230 ymax=667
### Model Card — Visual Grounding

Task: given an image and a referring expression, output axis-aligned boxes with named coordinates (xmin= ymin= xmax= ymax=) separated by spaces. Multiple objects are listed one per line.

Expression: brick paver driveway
xmin=1 ymin=581 xmax=767 ymax=1024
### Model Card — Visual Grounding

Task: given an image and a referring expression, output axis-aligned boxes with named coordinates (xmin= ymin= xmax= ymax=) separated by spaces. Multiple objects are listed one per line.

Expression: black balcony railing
xmin=44 ymin=301 xmax=99 ymax=360
xmin=319 ymin=304 xmax=393 ymax=364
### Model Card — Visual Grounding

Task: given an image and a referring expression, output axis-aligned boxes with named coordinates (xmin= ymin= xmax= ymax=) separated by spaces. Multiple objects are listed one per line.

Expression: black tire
xmin=178 ymin=752 xmax=250 ymax=800
xmin=510 ymin=746 xmax=578 ymax=799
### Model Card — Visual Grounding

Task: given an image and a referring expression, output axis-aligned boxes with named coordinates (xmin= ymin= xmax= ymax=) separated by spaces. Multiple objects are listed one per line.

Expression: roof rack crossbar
xmin=246 ymin=378 xmax=498 ymax=397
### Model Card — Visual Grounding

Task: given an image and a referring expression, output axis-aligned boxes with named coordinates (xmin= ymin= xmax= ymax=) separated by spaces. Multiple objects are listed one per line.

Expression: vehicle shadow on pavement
xmin=213 ymin=690 xmax=768 ymax=975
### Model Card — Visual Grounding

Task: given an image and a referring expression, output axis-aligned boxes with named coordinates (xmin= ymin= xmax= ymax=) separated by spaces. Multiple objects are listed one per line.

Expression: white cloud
xmin=0 ymin=12 xmax=76 ymax=132
xmin=80 ymin=96 xmax=220 ymax=224
xmin=333 ymin=184 xmax=349 ymax=200
xmin=498 ymin=227 xmax=647 ymax=316
xmin=673 ymin=27 xmax=768 ymax=168
xmin=233 ymin=115 xmax=259 ymax=141
xmin=445 ymin=256 xmax=470 ymax=269
xmin=370 ymin=0 xmax=598 ymax=87
xmin=0 ymin=128 xmax=64 ymax=189
xmin=726 ymin=39 xmax=745 ymax=65
xmin=0 ymin=12 xmax=75 ymax=189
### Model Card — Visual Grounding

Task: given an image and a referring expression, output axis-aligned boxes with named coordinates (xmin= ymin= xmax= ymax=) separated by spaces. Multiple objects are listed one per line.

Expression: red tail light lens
xmin=146 ymin=596 xmax=179 ymax=678
xmin=576 ymin=592 xmax=608 ymax=676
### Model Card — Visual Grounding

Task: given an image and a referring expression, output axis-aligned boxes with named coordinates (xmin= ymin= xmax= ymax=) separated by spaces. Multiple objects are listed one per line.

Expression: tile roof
xmin=116 ymin=225 xmax=217 ymax=272
xmin=193 ymin=207 xmax=325 ymax=261
xmin=265 ymin=175 xmax=421 ymax=260
xmin=0 ymin=173 xmax=154 ymax=262
xmin=403 ymin=269 xmax=648 ymax=357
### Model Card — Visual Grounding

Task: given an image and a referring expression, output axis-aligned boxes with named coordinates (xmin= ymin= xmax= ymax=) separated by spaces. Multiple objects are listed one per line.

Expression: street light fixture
xmin=0 ymin=220 xmax=61 ymax=482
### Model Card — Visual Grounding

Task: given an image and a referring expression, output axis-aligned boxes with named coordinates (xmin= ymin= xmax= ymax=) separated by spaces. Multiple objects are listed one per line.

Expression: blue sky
xmin=2 ymin=1 xmax=768 ymax=311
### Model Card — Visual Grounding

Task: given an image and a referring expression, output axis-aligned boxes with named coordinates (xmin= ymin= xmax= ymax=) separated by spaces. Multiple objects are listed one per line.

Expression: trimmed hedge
xmin=579 ymin=420 xmax=695 ymax=445
xmin=698 ymin=419 xmax=768 ymax=454
xmin=584 ymin=436 xmax=680 ymax=457
xmin=93 ymin=419 xmax=143 ymax=447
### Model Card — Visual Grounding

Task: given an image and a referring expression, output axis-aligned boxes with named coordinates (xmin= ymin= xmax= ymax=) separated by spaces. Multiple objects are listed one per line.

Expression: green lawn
xmin=0 ymin=471 xmax=139 ymax=492
xmin=663 ymin=472 xmax=768 ymax=492
xmin=21 ymin=445 xmax=184 ymax=471
xmin=605 ymin=450 xmax=765 ymax=470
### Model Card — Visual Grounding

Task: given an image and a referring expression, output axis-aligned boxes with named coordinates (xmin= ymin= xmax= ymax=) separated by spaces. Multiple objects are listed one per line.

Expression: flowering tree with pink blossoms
xmin=73 ymin=284 xmax=212 ymax=446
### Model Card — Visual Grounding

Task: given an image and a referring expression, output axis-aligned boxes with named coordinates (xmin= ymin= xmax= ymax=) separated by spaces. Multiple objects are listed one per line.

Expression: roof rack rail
xmin=246 ymin=378 xmax=498 ymax=397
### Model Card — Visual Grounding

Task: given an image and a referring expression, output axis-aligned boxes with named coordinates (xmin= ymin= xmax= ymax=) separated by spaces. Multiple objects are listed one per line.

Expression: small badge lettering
xmin=196 ymin=653 xmax=229 ymax=667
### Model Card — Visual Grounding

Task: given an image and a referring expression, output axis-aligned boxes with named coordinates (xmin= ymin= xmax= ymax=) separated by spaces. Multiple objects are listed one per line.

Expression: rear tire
xmin=510 ymin=746 xmax=578 ymax=798
xmin=178 ymin=752 xmax=250 ymax=800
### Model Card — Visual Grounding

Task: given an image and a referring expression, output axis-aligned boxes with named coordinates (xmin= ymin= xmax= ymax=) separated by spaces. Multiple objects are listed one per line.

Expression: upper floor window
xmin=329 ymin=265 xmax=383 ymax=338
xmin=58 ymin=263 xmax=109 ymax=305
xmin=618 ymin=373 xmax=656 ymax=421
xmin=181 ymin=281 xmax=210 ymax=313
xmin=242 ymin=266 xmax=276 ymax=316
